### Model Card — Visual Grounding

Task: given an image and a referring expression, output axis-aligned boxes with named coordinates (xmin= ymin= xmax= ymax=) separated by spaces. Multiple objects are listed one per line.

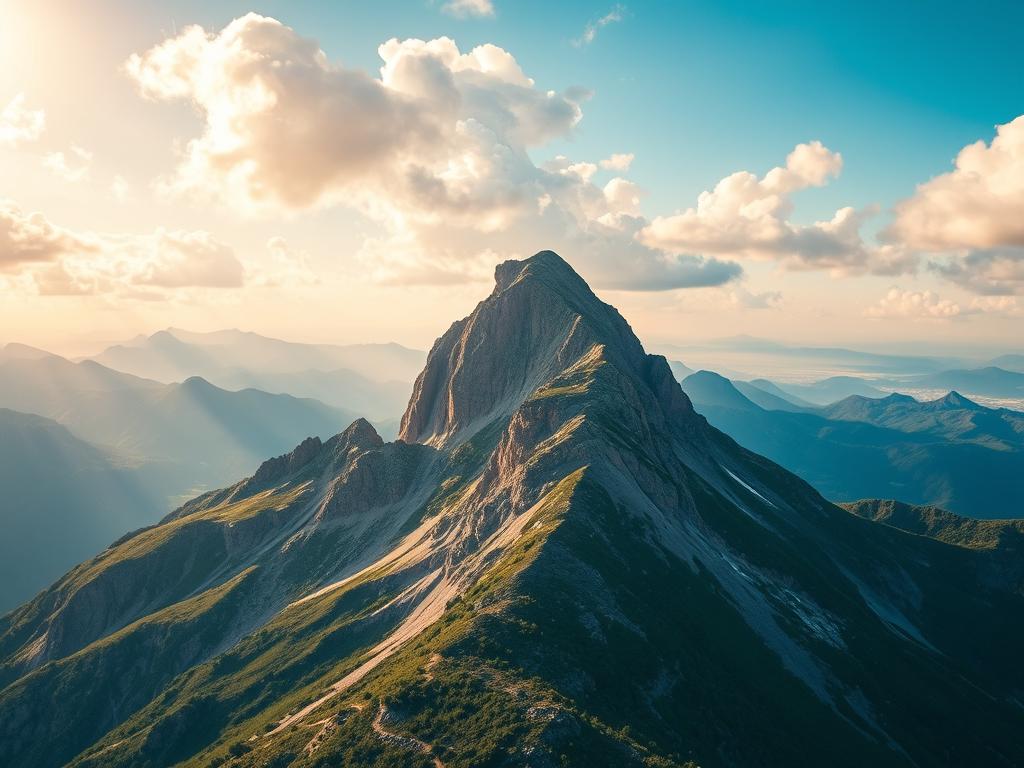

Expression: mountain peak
xmin=682 ymin=370 xmax=758 ymax=412
xmin=250 ymin=435 xmax=324 ymax=486
xmin=883 ymin=392 xmax=917 ymax=403
xmin=338 ymin=416 xmax=383 ymax=448
xmin=1 ymin=342 xmax=57 ymax=361
xmin=399 ymin=249 xmax=687 ymax=447
xmin=179 ymin=375 xmax=216 ymax=391
xmin=493 ymin=249 xmax=586 ymax=293
xmin=935 ymin=390 xmax=980 ymax=409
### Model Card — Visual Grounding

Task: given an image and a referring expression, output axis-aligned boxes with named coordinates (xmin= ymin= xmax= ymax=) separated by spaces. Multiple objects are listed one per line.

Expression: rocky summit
xmin=2 ymin=251 xmax=1024 ymax=768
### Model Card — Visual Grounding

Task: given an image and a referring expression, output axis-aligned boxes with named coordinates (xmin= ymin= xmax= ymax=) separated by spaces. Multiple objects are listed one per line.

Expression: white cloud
xmin=639 ymin=141 xmax=905 ymax=274
xmin=600 ymin=152 xmax=634 ymax=171
xmin=545 ymin=155 xmax=599 ymax=183
xmin=969 ymin=295 xmax=1020 ymax=315
xmin=864 ymin=287 xmax=961 ymax=319
xmin=888 ymin=115 xmax=1024 ymax=251
xmin=729 ymin=286 xmax=782 ymax=309
xmin=0 ymin=199 xmax=87 ymax=267
xmin=929 ymin=248 xmax=1024 ymax=295
xmin=441 ymin=0 xmax=495 ymax=18
xmin=0 ymin=94 xmax=45 ymax=146
xmin=0 ymin=199 xmax=244 ymax=296
xmin=601 ymin=177 xmax=642 ymax=216
xmin=126 ymin=17 xmax=583 ymax=214
xmin=125 ymin=14 xmax=740 ymax=292
xmin=43 ymin=145 xmax=93 ymax=182
xmin=884 ymin=115 xmax=1024 ymax=296
xmin=573 ymin=5 xmax=626 ymax=47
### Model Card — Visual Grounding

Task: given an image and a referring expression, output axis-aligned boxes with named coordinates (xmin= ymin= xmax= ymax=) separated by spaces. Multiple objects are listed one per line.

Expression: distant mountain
xmin=0 ymin=343 xmax=57 ymax=362
xmin=734 ymin=380 xmax=811 ymax=411
xmin=3 ymin=252 xmax=1023 ymax=768
xmin=0 ymin=351 xmax=355 ymax=506
xmin=701 ymin=336 xmax=958 ymax=372
xmin=0 ymin=409 xmax=158 ymax=613
xmin=209 ymin=366 xmax=411 ymax=420
xmin=87 ymin=328 xmax=423 ymax=417
xmin=913 ymin=366 xmax=1024 ymax=400
xmin=990 ymin=354 xmax=1024 ymax=373
xmin=842 ymin=498 xmax=1024 ymax=550
xmin=775 ymin=375 xmax=888 ymax=405
xmin=654 ymin=336 xmax=958 ymax=377
xmin=822 ymin=391 xmax=1024 ymax=449
xmin=745 ymin=378 xmax=817 ymax=408
xmin=667 ymin=358 xmax=693 ymax=380
xmin=676 ymin=369 xmax=754 ymax=410
xmin=674 ymin=370 xmax=808 ymax=411
xmin=681 ymin=372 xmax=1023 ymax=517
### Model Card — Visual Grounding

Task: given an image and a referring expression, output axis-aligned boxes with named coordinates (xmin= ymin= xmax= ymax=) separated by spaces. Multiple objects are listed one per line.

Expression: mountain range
xmin=1 ymin=251 xmax=1023 ymax=767
xmin=0 ymin=347 xmax=362 ymax=609
xmin=991 ymin=353 xmax=1024 ymax=373
xmin=737 ymin=367 xmax=1024 ymax=411
xmin=765 ymin=375 xmax=888 ymax=405
xmin=0 ymin=347 xmax=358 ymax=497
xmin=87 ymin=328 xmax=423 ymax=419
xmin=907 ymin=366 xmax=1024 ymax=401
xmin=681 ymin=370 xmax=1024 ymax=518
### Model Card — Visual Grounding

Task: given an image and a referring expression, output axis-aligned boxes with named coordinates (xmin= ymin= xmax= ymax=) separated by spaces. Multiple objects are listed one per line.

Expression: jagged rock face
xmin=250 ymin=435 xmax=325 ymax=486
xmin=400 ymin=250 xmax=694 ymax=448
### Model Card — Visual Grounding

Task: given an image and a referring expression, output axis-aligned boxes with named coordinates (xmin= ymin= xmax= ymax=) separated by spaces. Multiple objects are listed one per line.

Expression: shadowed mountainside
xmin=682 ymin=370 xmax=1023 ymax=518
xmin=0 ymin=351 xmax=358 ymax=506
xmin=0 ymin=409 xmax=158 ymax=613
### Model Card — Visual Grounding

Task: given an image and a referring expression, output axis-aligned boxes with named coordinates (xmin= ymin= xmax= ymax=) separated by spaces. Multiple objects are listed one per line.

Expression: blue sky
xmin=157 ymin=0 xmax=1023 ymax=219
xmin=1 ymin=0 xmax=1022 ymax=354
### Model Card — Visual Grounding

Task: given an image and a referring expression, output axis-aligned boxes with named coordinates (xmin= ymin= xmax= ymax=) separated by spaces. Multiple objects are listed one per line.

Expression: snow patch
xmin=723 ymin=467 xmax=777 ymax=508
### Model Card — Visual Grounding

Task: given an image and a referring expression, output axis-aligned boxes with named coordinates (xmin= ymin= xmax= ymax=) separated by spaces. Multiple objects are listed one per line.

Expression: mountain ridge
xmin=86 ymin=328 xmax=424 ymax=417
xmin=2 ymin=250 xmax=1023 ymax=767
xmin=682 ymin=371 xmax=1024 ymax=516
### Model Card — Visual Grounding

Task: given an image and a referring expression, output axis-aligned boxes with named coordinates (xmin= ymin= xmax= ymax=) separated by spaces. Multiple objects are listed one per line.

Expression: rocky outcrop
xmin=251 ymin=435 xmax=324 ymax=485
xmin=399 ymin=251 xmax=687 ymax=448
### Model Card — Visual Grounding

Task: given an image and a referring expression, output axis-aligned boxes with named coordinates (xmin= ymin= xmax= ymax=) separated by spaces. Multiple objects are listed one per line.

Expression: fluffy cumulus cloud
xmin=864 ymin=287 xmax=962 ymax=319
xmin=600 ymin=152 xmax=634 ymax=171
xmin=441 ymin=0 xmax=495 ymax=18
xmin=888 ymin=115 xmax=1024 ymax=251
xmin=0 ymin=200 xmax=86 ymax=267
xmin=641 ymin=142 xmax=889 ymax=273
xmin=125 ymin=13 xmax=740 ymax=291
xmin=125 ymin=18 xmax=581 ymax=212
xmin=887 ymin=114 xmax=1024 ymax=295
xmin=0 ymin=94 xmax=45 ymax=147
xmin=0 ymin=199 xmax=243 ymax=296
xmin=969 ymin=295 xmax=1020 ymax=315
